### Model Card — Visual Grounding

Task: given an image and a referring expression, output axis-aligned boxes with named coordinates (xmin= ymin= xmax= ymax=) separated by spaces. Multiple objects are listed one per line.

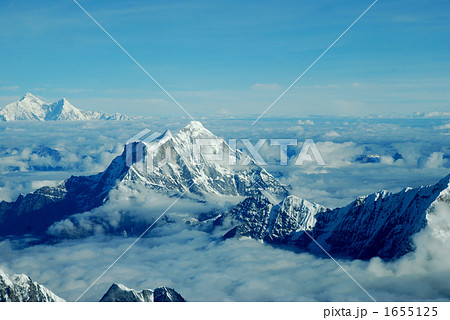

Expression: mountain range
xmin=0 ymin=121 xmax=448 ymax=262
xmin=0 ymin=93 xmax=129 ymax=121
xmin=100 ymin=283 xmax=185 ymax=302
xmin=0 ymin=268 xmax=184 ymax=302
xmin=222 ymin=174 xmax=450 ymax=260
xmin=0 ymin=121 xmax=286 ymax=236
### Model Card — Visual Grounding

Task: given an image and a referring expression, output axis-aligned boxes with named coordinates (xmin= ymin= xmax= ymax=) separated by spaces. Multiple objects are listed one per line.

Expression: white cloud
xmin=297 ymin=119 xmax=314 ymax=125
xmin=314 ymin=141 xmax=362 ymax=168
xmin=416 ymin=111 xmax=450 ymax=118
xmin=424 ymin=152 xmax=445 ymax=169
xmin=1 ymin=202 xmax=449 ymax=302
xmin=324 ymin=130 xmax=340 ymax=137
xmin=435 ymin=123 xmax=450 ymax=130
xmin=286 ymin=125 xmax=304 ymax=136
xmin=0 ymin=117 xmax=449 ymax=302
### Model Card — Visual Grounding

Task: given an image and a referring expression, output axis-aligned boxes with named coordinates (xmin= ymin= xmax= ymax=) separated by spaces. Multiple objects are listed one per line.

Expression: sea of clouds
xmin=0 ymin=201 xmax=448 ymax=302
xmin=0 ymin=116 xmax=449 ymax=301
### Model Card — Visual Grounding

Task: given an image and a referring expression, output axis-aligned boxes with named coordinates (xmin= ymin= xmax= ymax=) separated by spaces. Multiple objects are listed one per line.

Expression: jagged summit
xmin=176 ymin=120 xmax=216 ymax=140
xmin=0 ymin=268 xmax=65 ymax=302
xmin=224 ymin=191 xmax=324 ymax=242
xmin=0 ymin=121 xmax=287 ymax=236
xmin=0 ymin=93 xmax=129 ymax=121
xmin=100 ymin=283 xmax=185 ymax=302
xmin=0 ymin=92 xmax=47 ymax=121
xmin=120 ymin=121 xmax=288 ymax=197
xmin=224 ymin=173 xmax=450 ymax=260
xmin=21 ymin=92 xmax=42 ymax=101
xmin=183 ymin=120 xmax=208 ymax=131
xmin=118 ymin=122 xmax=286 ymax=197
xmin=44 ymin=98 xmax=88 ymax=121
xmin=153 ymin=129 xmax=173 ymax=142
xmin=52 ymin=97 xmax=72 ymax=107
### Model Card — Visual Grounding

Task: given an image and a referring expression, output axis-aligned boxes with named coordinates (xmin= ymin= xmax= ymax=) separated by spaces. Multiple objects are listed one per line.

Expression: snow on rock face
xmin=0 ymin=93 xmax=47 ymax=121
xmin=0 ymin=121 xmax=287 ymax=237
xmin=0 ymin=93 xmax=129 ymax=121
xmin=100 ymin=283 xmax=185 ymax=302
xmin=426 ymin=180 xmax=450 ymax=240
xmin=224 ymin=191 xmax=325 ymax=242
xmin=0 ymin=152 xmax=130 ymax=236
xmin=43 ymin=98 xmax=88 ymax=121
xmin=223 ymin=175 xmax=450 ymax=260
xmin=120 ymin=120 xmax=288 ymax=197
xmin=0 ymin=269 xmax=65 ymax=302
xmin=296 ymin=174 xmax=450 ymax=260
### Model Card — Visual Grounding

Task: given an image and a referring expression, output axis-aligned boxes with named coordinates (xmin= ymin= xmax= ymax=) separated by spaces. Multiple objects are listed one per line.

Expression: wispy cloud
xmin=55 ymin=88 xmax=93 ymax=94
xmin=250 ymin=83 xmax=282 ymax=91
xmin=392 ymin=14 xmax=419 ymax=23
xmin=0 ymin=86 xmax=20 ymax=91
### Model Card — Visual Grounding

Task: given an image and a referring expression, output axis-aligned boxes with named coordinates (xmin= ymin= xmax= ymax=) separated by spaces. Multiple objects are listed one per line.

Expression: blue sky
xmin=0 ymin=0 xmax=449 ymax=117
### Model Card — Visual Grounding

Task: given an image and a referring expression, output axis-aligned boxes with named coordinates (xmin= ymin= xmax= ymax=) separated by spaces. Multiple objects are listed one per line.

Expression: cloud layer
xmin=0 ymin=117 xmax=448 ymax=301
xmin=0 ymin=200 xmax=448 ymax=302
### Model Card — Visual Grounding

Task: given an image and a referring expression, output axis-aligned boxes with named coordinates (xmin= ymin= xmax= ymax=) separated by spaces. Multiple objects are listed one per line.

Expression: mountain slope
xmin=43 ymin=98 xmax=89 ymax=121
xmin=120 ymin=121 xmax=288 ymax=197
xmin=0 ymin=93 xmax=47 ymax=121
xmin=223 ymin=191 xmax=324 ymax=243
xmin=100 ymin=283 xmax=185 ymax=302
xmin=294 ymin=174 xmax=450 ymax=260
xmin=0 ymin=269 xmax=65 ymax=302
xmin=224 ymin=175 xmax=450 ymax=260
xmin=0 ymin=93 xmax=129 ymax=121
xmin=0 ymin=121 xmax=287 ymax=237
xmin=0 ymin=154 xmax=129 ymax=236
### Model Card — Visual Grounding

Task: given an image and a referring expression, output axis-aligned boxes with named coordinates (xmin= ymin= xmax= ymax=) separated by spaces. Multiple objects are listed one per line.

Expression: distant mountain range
xmin=0 ymin=93 xmax=129 ymax=121
xmin=0 ymin=121 xmax=448 ymax=262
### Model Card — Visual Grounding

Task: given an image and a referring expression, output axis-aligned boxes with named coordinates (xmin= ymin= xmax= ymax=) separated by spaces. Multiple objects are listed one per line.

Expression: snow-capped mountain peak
xmin=0 ymin=93 xmax=129 ymax=121
xmin=120 ymin=121 xmax=288 ymax=197
xmin=224 ymin=191 xmax=325 ymax=242
xmin=100 ymin=283 xmax=185 ymax=302
xmin=178 ymin=120 xmax=216 ymax=139
xmin=0 ymin=121 xmax=287 ymax=236
xmin=154 ymin=129 xmax=174 ymax=143
xmin=184 ymin=120 xmax=207 ymax=131
xmin=0 ymin=93 xmax=47 ymax=121
xmin=44 ymin=97 xmax=88 ymax=121
xmin=21 ymin=92 xmax=43 ymax=102
xmin=223 ymin=174 xmax=450 ymax=260
xmin=290 ymin=174 xmax=450 ymax=259
xmin=0 ymin=268 xmax=65 ymax=302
